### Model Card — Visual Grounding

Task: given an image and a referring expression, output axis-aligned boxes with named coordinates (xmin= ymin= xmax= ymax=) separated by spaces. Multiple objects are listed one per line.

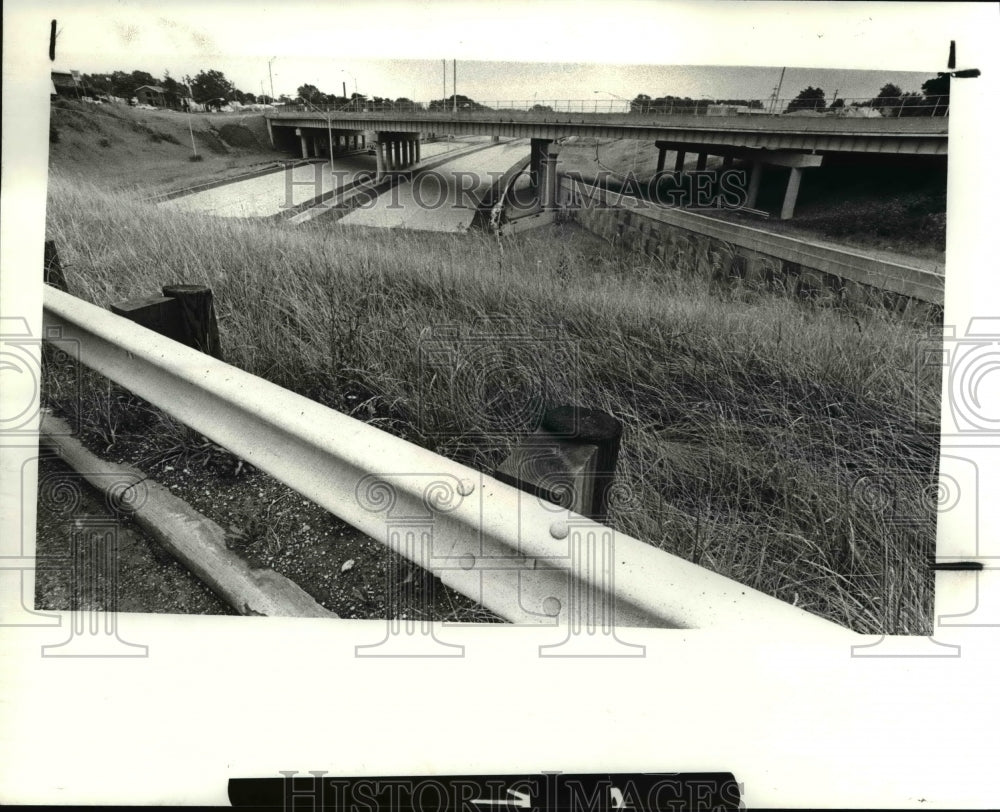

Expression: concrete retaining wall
xmin=558 ymin=176 xmax=944 ymax=314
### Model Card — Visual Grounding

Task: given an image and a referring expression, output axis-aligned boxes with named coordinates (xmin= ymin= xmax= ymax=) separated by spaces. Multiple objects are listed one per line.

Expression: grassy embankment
xmin=44 ymin=171 xmax=941 ymax=634
xmin=48 ymin=97 xmax=279 ymax=192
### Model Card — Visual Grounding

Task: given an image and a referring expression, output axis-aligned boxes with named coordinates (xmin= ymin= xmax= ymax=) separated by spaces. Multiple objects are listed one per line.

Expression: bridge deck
xmin=268 ymin=109 xmax=947 ymax=155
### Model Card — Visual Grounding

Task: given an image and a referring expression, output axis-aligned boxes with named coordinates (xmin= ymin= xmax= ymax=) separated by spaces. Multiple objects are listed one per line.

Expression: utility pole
xmin=342 ymin=81 xmax=347 ymax=101
xmin=442 ymin=59 xmax=446 ymax=108
xmin=453 ymin=59 xmax=457 ymax=113
xmin=268 ymin=56 xmax=276 ymax=102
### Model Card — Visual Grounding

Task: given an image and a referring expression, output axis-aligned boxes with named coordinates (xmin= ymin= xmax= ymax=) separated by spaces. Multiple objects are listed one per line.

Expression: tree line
xmin=77 ymin=69 xmax=279 ymax=106
xmin=629 ymin=75 xmax=950 ymax=117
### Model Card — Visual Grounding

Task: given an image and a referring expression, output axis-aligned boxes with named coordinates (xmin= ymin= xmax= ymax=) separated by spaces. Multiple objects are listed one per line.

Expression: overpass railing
xmin=41 ymin=284 xmax=853 ymax=638
xmin=276 ymin=94 xmax=949 ymax=118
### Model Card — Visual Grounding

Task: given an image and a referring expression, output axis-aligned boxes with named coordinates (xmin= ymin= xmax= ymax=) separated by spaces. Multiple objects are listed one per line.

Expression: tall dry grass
xmin=44 ymin=171 xmax=942 ymax=633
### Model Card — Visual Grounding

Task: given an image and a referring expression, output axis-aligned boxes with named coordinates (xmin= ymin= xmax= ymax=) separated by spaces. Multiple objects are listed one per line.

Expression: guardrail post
xmin=110 ymin=284 xmax=223 ymax=360
xmin=44 ymin=240 xmax=68 ymax=292
xmin=494 ymin=405 xmax=622 ymax=522
xmin=161 ymin=284 xmax=224 ymax=360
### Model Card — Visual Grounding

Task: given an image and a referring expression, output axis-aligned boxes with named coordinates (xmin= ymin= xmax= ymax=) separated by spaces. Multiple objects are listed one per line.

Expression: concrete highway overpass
xmin=265 ymin=107 xmax=948 ymax=219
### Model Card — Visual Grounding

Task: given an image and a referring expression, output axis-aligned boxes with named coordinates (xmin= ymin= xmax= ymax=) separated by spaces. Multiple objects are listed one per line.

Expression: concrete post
xmin=415 ymin=139 xmax=421 ymax=163
xmin=375 ymin=138 xmax=385 ymax=180
xmin=674 ymin=150 xmax=686 ymax=173
xmin=780 ymin=167 xmax=803 ymax=220
xmin=747 ymin=161 xmax=763 ymax=208
xmin=392 ymin=139 xmax=401 ymax=169
xmin=300 ymin=134 xmax=309 ymax=159
xmin=696 ymin=152 xmax=708 ymax=171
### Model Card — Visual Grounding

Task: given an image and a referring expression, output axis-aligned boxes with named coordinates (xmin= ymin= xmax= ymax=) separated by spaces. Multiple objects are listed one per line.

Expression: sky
xmin=40 ymin=1 xmax=951 ymax=105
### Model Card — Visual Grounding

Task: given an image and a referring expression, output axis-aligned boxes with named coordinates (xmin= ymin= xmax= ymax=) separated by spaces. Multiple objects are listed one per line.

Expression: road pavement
xmin=158 ymin=139 xmax=481 ymax=218
xmin=339 ymin=139 xmax=530 ymax=232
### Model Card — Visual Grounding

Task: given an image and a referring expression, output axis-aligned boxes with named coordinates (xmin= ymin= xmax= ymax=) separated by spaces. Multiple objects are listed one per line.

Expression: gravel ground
xmin=33 ymin=415 xmax=503 ymax=623
xmin=34 ymin=454 xmax=231 ymax=615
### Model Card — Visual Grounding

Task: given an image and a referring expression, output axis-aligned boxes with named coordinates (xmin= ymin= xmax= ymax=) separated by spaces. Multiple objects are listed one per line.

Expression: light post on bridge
xmin=300 ymin=96 xmax=335 ymax=169
xmin=593 ymin=90 xmax=628 ymax=114
xmin=341 ymin=70 xmax=358 ymax=110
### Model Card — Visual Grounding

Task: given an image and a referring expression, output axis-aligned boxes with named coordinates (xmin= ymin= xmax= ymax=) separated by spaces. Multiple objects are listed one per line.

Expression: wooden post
xmin=494 ymin=405 xmax=622 ymax=522
xmin=44 ymin=240 xmax=68 ymax=292
xmin=110 ymin=295 xmax=183 ymax=343
xmin=161 ymin=284 xmax=224 ymax=360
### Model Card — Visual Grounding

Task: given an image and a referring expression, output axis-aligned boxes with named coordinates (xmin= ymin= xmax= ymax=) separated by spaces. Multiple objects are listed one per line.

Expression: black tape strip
xmin=930 ymin=561 xmax=984 ymax=571
xmin=229 ymin=772 xmax=742 ymax=811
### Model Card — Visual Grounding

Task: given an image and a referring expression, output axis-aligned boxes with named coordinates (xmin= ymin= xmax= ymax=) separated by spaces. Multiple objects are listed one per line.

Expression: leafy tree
xmin=531 ymin=103 xmax=554 ymax=112
xmin=873 ymin=82 xmax=903 ymax=111
xmin=630 ymin=93 xmax=651 ymax=113
xmin=428 ymin=94 xmax=486 ymax=111
xmin=297 ymin=83 xmax=324 ymax=103
xmin=830 ymin=98 xmax=845 ymax=110
xmin=786 ymin=86 xmax=826 ymax=112
xmin=921 ymin=73 xmax=950 ymax=115
xmin=191 ymin=69 xmax=236 ymax=104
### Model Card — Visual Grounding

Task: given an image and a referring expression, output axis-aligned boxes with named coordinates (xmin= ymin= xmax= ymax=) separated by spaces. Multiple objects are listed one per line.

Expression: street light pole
xmin=268 ymin=57 xmax=276 ymax=102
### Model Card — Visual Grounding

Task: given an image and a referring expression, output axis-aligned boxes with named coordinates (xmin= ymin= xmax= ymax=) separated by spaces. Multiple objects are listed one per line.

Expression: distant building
xmin=135 ymin=85 xmax=190 ymax=110
xmin=135 ymin=85 xmax=168 ymax=107
xmin=51 ymin=71 xmax=80 ymax=98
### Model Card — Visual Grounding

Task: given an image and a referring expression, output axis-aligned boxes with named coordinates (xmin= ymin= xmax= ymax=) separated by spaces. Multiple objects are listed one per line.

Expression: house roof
xmin=135 ymin=85 xmax=167 ymax=94
xmin=51 ymin=71 xmax=78 ymax=88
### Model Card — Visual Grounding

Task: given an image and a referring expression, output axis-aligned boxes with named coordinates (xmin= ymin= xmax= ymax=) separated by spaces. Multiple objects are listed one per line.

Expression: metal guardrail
xmin=42 ymin=286 xmax=852 ymax=637
xmin=279 ymin=95 xmax=950 ymax=118
xmin=559 ymin=177 xmax=945 ymax=305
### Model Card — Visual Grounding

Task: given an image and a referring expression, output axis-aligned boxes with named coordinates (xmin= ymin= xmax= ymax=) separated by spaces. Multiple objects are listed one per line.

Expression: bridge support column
xmin=696 ymin=152 xmax=708 ymax=171
xmin=530 ymin=138 xmax=551 ymax=189
xmin=296 ymin=128 xmax=308 ymax=159
xmin=415 ymin=139 xmax=421 ymax=163
xmin=780 ymin=167 xmax=803 ymax=220
xmin=375 ymin=138 xmax=386 ymax=180
xmin=541 ymin=148 xmax=560 ymax=211
xmin=747 ymin=161 xmax=763 ymax=208
xmin=674 ymin=150 xmax=686 ymax=173
xmin=392 ymin=139 xmax=401 ymax=170
xmin=655 ymin=141 xmax=668 ymax=174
